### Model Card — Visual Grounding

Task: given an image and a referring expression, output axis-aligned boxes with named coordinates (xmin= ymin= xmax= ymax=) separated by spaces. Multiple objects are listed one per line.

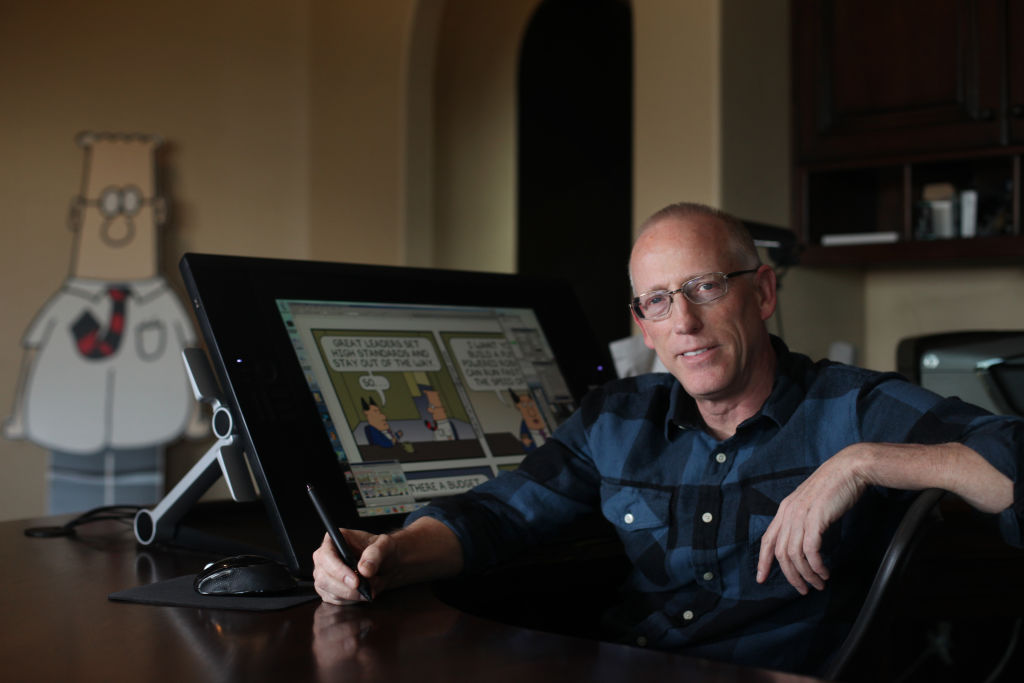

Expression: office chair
xmin=824 ymin=487 xmax=947 ymax=681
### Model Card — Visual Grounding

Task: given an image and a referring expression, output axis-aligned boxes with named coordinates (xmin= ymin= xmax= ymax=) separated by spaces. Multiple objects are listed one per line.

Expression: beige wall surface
xmin=633 ymin=0 xmax=722 ymax=226
xmin=0 ymin=0 xmax=313 ymax=520
xmin=307 ymin=0 xmax=416 ymax=265
xmin=432 ymin=0 xmax=540 ymax=274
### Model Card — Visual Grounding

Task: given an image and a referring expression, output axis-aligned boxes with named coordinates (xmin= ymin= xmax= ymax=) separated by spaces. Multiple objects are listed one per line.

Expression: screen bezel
xmin=180 ymin=253 xmax=614 ymax=576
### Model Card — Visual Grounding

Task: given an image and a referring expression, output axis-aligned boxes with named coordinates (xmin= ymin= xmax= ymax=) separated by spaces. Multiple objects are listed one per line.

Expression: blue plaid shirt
xmin=408 ymin=337 xmax=1024 ymax=675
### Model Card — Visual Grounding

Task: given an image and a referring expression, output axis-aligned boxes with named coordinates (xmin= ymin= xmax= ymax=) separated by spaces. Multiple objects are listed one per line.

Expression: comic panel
xmin=441 ymin=332 xmax=554 ymax=456
xmin=313 ymin=329 xmax=486 ymax=463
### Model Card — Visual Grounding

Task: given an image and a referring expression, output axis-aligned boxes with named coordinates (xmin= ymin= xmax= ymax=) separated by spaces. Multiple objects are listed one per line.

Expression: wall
xmin=0 ymin=0 xmax=314 ymax=521
xmin=2 ymin=0 xmax=1021 ymax=522
xmin=632 ymin=0 xmax=721 ymax=224
xmin=404 ymin=0 xmax=447 ymax=268
xmin=306 ymin=0 xmax=418 ymax=265
xmin=432 ymin=0 xmax=541 ymax=273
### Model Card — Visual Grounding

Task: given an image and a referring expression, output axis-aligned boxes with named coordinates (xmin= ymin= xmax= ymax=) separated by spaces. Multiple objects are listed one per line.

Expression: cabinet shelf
xmin=799 ymin=234 xmax=1024 ymax=268
xmin=795 ymin=152 xmax=1022 ymax=266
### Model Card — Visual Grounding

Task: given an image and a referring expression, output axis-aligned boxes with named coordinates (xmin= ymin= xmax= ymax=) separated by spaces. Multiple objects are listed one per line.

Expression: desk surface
xmin=0 ymin=515 xmax=822 ymax=683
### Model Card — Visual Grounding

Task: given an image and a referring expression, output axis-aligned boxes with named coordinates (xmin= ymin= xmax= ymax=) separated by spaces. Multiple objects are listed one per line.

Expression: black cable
xmin=24 ymin=505 xmax=143 ymax=538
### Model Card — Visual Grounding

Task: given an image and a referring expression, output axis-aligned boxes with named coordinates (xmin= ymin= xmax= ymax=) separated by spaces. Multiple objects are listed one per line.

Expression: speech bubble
xmin=405 ymin=473 xmax=489 ymax=498
xmin=449 ymin=338 xmax=527 ymax=392
xmin=358 ymin=373 xmax=390 ymax=404
xmin=320 ymin=335 xmax=442 ymax=373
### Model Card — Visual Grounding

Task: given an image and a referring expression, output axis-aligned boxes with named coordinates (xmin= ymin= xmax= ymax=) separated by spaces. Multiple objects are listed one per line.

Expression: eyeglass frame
xmin=73 ymin=184 xmax=153 ymax=220
xmin=629 ymin=268 xmax=760 ymax=320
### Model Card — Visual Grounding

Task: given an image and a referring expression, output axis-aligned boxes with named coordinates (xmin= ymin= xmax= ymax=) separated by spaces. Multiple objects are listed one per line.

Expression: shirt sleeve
xmin=21 ymin=290 xmax=70 ymax=348
xmin=857 ymin=375 xmax=1024 ymax=545
xmin=404 ymin=410 xmax=603 ymax=574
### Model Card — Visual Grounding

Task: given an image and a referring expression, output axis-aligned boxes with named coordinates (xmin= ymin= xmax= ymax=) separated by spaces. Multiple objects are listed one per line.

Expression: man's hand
xmin=313 ymin=528 xmax=389 ymax=604
xmin=755 ymin=440 xmax=1013 ymax=595
xmin=756 ymin=445 xmax=869 ymax=595
xmin=312 ymin=517 xmax=463 ymax=605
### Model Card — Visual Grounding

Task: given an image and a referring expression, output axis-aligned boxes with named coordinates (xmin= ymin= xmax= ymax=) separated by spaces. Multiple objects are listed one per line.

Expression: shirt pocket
xmin=601 ymin=480 xmax=672 ymax=530
xmin=600 ymin=481 xmax=673 ymax=585
xmin=134 ymin=320 xmax=168 ymax=361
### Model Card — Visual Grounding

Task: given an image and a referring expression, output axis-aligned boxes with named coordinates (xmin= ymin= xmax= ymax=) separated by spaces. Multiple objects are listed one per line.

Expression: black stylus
xmin=306 ymin=483 xmax=373 ymax=601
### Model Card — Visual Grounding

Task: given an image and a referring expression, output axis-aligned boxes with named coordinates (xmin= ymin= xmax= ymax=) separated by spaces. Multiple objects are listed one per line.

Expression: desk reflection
xmin=307 ymin=588 xmax=812 ymax=683
xmin=312 ymin=596 xmax=461 ymax=680
xmin=8 ymin=517 xmax=819 ymax=683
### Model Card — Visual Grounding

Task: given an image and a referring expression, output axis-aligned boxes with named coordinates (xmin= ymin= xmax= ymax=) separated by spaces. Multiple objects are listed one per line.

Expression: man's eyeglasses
xmin=629 ymin=269 xmax=758 ymax=321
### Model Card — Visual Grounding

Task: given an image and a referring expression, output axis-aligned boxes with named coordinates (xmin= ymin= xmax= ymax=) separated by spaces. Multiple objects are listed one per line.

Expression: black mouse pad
xmin=108 ymin=575 xmax=319 ymax=611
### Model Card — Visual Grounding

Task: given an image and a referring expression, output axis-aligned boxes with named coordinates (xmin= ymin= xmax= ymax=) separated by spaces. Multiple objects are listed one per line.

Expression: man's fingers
xmin=777 ymin=560 xmax=809 ymax=595
xmin=774 ymin=524 xmax=809 ymax=595
xmin=803 ymin=534 xmax=830 ymax=583
xmin=756 ymin=510 xmax=829 ymax=594
xmin=788 ymin=528 xmax=827 ymax=591
xmin=356 ymin=535 xmax=383 ymax=578
xmin=758 ymin=524 xmax=807 ymax=594
xmin=756 ymin=523 xmax=779 ymax=583
xmin=313 ymin=532 xmax=367 ymax=603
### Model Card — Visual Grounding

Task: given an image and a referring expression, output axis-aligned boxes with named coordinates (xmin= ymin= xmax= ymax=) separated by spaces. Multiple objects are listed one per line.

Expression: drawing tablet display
xmin=180 ymin=253 xmax=614 ymax=576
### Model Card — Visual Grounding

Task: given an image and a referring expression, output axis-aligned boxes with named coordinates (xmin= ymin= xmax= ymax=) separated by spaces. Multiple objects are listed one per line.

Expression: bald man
xmin=312 ymin=202 xmax=1023 ymax=676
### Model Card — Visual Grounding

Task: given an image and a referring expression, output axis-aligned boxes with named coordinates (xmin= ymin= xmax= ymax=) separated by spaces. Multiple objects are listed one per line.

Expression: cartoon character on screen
xmin=3 ymin=131 xmax=205 ymax=513
xmin=509 ymin=388 xmax=548 ymax=452
xmin=361 ymin=396 xmax=403 ymax=447
xmin=419 ymin=384 xmax=458 ymax=441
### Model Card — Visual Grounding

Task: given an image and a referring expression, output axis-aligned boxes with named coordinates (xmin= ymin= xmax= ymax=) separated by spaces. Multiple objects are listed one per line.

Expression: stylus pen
xmin=306 ymin=483 xmax=373 ymax=601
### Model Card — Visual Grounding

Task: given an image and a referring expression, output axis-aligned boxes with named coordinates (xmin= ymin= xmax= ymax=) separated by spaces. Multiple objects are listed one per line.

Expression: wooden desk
xmin=0 ymin=515 xmax=824 ymax=682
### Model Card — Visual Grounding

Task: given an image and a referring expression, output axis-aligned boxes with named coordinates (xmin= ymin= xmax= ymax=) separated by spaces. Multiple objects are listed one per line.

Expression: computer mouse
xmin=193 ymin=554 xmax=299 ymax=596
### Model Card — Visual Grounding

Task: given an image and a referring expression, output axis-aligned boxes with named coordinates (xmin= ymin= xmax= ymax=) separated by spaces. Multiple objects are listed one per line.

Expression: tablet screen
xmin=277 ymin=298 xmax=578 ymax=518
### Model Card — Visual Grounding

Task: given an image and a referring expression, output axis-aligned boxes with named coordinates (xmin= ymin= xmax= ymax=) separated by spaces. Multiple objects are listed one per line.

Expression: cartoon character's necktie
xmin=71 ymin=286 xmax=130 ymax=359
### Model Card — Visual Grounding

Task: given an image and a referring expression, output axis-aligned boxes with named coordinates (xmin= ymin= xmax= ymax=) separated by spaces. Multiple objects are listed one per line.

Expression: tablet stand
xmin=134 ymin=348 xmax=258 ymax=546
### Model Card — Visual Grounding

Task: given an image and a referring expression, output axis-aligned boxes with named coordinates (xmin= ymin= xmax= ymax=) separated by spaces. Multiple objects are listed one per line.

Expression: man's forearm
xmin=852 ymin=441 xmax=1013 ymax=514
xmin=385 ymin=516 xmax=464 ymax=588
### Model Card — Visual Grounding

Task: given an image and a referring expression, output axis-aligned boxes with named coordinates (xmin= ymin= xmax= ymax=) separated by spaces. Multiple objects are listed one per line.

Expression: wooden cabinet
xmin=1010 ymin=0 xmax=1024 ymax=144
xmin=792 ymin=0 xmax=1024 ymax=265
xmin=794 ymin=0 xmax=1006 ymax=161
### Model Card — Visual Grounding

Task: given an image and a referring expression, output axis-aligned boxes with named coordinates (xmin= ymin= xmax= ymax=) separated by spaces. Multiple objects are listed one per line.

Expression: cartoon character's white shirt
xmin=432 ymin=418 xmax=456 ymax=441
xmin=21 ymin=276 xmax=196 ymax=453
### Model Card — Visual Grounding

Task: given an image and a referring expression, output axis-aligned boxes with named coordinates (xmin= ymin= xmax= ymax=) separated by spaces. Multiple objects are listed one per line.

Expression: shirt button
xmin=714 ymin=452 xmax=727 ymax=464
xmin=623 ymin=512 xmax=635 ymax=525
xmin=636 ymin=636 xmax=648 ymax=647
xmin=701 ymin=512 xmax=713 ymax=523
xmin=682 ymin=610 xmax=695 ymax=621
xmin=703 ymin=571 xmax=715 ymax=581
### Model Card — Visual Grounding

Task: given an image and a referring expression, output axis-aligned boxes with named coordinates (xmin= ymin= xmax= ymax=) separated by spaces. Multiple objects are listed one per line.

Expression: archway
xmin=517 ymin=0 xmax=633 ymax=350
